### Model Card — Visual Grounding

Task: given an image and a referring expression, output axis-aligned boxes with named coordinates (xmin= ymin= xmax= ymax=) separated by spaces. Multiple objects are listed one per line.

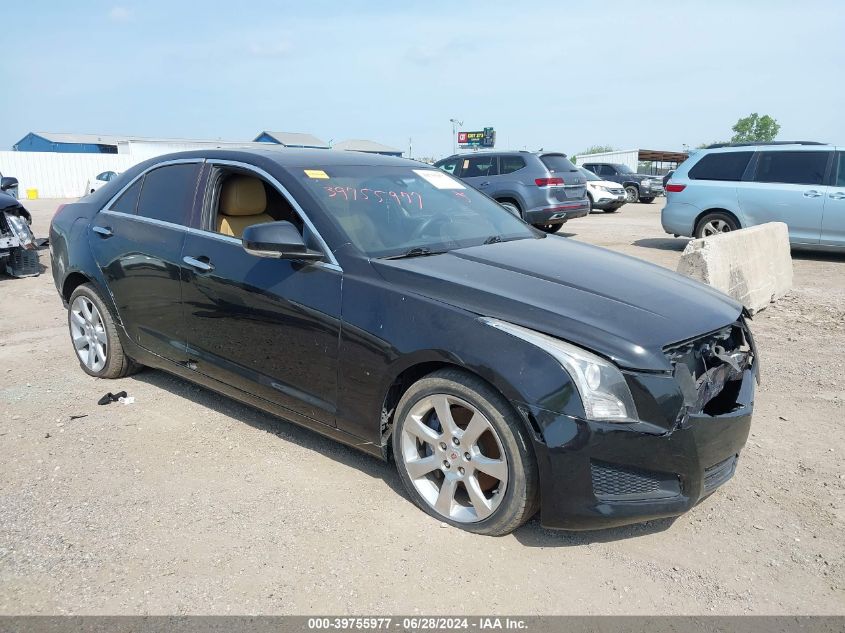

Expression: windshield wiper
xmin=380 ymin=246 xmax=447 ymax=260
xmin=483 ymin=235 xmax=504 ymax=244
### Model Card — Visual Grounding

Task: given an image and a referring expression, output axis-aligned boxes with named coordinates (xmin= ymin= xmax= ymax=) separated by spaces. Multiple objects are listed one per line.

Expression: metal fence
xmin=0 ymin=152 xmax=139 ymax=199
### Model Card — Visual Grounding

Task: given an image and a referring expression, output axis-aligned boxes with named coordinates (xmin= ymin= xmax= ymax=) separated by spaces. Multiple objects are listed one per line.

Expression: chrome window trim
xmin=209 ymin=159 xmax=340 ymax=268
xmin=102 ymin=157 xmax=205 ymax=212
xmin=98 ymin=210 xmax=342 ymax=273
xmin=98 ymin=156 xmax=341 ymax=271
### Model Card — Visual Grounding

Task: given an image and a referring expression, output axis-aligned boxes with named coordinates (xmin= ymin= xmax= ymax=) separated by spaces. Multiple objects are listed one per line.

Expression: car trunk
xmin=540 ymin=154 xmax=586 ymax=201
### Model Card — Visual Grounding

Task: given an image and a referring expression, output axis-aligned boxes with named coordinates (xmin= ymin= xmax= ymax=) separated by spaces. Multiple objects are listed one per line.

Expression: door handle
xmin=803 ymin=190 xmax=823 ymax=198
xmin=830 ymin=192 xmax=845 ymax=200
xmin=182 ymin=255 xmax=214 ymax=272
xmin=478 ymin=181 xmax=490 ymax=187
xmin=92 ymin=225 xmax=113 ymax=237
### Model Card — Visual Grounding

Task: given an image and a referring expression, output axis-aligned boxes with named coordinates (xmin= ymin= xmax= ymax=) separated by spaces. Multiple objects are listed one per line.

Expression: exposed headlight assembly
xmin=483 ymin=318 xmax=639 ymax=423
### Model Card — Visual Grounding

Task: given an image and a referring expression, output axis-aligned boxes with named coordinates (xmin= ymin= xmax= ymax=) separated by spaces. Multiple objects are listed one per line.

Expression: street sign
xmin=458 ymin=127 xmax=495 ymax=149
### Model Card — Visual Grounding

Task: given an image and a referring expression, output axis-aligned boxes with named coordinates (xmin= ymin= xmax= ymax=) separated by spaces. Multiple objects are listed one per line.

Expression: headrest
xmin=219 ymin=176 xmax=267 ymax=216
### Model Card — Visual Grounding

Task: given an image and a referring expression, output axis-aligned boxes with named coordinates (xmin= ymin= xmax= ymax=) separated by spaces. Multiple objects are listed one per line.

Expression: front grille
xmin=591 ymin=461 xmax=680 ymax=501
xmin=703 ymin=455 xmax=737 ymax=495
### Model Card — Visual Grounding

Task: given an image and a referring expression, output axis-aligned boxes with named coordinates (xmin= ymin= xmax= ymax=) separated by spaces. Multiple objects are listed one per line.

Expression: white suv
xmin=579 ymin=168 xmax=626 ymax=212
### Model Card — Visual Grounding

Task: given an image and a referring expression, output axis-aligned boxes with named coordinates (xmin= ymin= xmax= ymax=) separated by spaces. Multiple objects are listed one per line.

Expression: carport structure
xmin=575 ymin=148 xmax=689 ymax=175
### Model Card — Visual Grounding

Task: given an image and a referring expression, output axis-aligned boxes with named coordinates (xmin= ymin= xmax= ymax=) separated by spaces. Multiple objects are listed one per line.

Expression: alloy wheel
xmin=399 ymin=394 xmax=509 ymax=523
xmin=70 ymin=295 xmax=108 ymax=372
xmin=625 ymin=187 xmax=638 ymax=203
xmin=702 ymin=219 xmax=732 ymax=236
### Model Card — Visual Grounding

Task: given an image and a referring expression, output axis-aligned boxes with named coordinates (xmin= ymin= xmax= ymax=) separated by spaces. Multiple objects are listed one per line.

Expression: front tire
xmin=624 ymin=186 xmax=639 ymax=203
xmin=586 ymin=194 xmax=594 ymax=213
xmin=640 ymin=197 xmax=655 ymax=204
xmin=392 ymin=369 xmax=539 ymax=536
xmin=68 ymin=283 xmax=139 ymax=379
xmin=694 ymin=212 xmax=739 ymax=238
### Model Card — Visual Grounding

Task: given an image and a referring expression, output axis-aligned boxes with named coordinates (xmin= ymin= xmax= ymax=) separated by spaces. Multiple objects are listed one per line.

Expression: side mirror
xmin=242 ymin=221 xmax=324 ymax=261
xmin=1 ymin=177 xmax=18 ymax=191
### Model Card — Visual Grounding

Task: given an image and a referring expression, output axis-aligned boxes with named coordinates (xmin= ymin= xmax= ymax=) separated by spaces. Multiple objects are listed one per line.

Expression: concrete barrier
xmin=677 ymin=222 xmax=793 ymax=315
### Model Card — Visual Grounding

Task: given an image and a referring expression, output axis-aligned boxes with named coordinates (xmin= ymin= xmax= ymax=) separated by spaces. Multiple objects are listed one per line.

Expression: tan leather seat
xmin=216 ymin=176 xmax=273 ymax=238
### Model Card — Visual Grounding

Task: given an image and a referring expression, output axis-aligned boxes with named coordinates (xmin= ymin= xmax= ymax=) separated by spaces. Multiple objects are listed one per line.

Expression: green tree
xmin=731 ymin=113 xmax=780 ymax=143
xmin=580 ymin=145 xmax=615 ymax=155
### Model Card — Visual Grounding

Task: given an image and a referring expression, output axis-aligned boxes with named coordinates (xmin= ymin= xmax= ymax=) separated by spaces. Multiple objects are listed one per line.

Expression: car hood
xmin=372 ymin=237 xmax=742 ymax=371
xmin=0 ymin=191 xmax=23 ymax=212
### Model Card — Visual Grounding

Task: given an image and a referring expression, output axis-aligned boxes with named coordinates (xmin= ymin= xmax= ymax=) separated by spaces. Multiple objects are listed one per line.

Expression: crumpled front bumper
xmin=522 ymin=368 xmax=754 ymax=530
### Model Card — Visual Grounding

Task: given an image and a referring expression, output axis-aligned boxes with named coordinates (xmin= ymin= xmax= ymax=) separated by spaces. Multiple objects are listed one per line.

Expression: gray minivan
xmin=662 ymin=142 xmax=845 ymax=248
xmin=434 ymin=151 xmax=589 ymax=233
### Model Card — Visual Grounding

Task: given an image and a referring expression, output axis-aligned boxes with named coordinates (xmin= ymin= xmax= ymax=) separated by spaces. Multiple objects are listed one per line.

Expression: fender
xmin=334 ymin=274 xmax=583 ymax=447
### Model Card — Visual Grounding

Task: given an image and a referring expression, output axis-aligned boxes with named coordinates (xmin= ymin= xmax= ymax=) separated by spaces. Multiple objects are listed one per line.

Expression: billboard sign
xmin=458 ymin=127 xmax=495 ymax=149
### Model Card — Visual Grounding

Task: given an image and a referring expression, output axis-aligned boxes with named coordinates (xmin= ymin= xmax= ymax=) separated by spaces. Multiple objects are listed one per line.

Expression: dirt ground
xmin=1 ymin=198 xmax=842 ymax=615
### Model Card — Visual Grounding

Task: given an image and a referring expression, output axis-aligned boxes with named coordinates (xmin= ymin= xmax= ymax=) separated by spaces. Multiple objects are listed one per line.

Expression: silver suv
xmin=662 ymin=142 xmax=845 ymax=248
xmin=434 ymin=151 xmax=588 ymax=233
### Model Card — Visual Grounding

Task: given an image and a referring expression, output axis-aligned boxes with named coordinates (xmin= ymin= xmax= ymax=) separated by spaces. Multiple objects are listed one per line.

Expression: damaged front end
xmin=666 ymin=318 xmax=758 ymax=418
xmin=0 ymin=198 xmax=40 ymax=278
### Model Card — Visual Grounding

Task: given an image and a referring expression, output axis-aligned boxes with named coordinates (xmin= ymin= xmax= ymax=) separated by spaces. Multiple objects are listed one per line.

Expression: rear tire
xmin=694 ymin=212 xmax=739 ymax=238
xmin=392 ymin=368 xmax=539 ymax=536
xmin=67 ymin=283 xmax=140 ymax=379
xmin=533 ymin=223 xmax=563 ymax=234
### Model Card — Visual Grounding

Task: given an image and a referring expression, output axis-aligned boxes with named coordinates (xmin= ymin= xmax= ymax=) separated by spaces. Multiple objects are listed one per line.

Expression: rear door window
xmin=754 ymin=151 xmax=830 ymax=186
xmin=689 ymin=152 xmax=753 ymax=181
xmin=460 ymin=156 xmax=498 ymax=178
xmin=540 ymin=155 xmax=578 ymax=174
xmin=109 ymin=177 xmax=143 ymax=214
xmin=500 ymin=156 xmax=526 ymax=174
xmin=136 ymin=163 xmax=201 ymax=225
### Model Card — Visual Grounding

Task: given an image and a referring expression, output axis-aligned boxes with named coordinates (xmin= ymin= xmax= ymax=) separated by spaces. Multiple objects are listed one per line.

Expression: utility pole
xmin=408 ymin=137 xmax=412 ymax=159
xmin=449 ymin=118 xmax=463 ymax=154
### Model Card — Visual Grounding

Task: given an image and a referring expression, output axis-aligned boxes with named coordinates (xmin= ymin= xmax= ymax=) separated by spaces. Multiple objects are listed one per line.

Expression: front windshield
xmin=614 ymin=163 xmax=635 ymax=174
xmin=579 ymin=168 xmax=601 ymax=181
xmin=294 ymin=165 xmax=539 ymax=258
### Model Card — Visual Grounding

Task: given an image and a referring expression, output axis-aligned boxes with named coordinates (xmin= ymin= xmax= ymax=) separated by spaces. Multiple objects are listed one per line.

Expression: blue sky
xmin=4 ymin=1 xmax=844 ymax=158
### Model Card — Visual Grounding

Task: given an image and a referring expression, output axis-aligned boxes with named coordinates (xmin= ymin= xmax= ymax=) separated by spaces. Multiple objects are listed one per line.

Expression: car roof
xmin=136 ymin=147 xmax=428 ymax=169
xmin=699 ymin=142 xmax=832 ymax=154
xmin=439 ymin=150 xmax=567 ymax=160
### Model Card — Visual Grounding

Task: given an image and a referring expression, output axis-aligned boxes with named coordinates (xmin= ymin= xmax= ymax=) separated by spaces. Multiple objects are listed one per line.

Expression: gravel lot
xmin=1 ymin=198 xmax=843 ymax=615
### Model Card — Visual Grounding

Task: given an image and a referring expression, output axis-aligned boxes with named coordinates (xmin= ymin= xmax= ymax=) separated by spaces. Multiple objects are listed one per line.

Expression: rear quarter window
xmin=688 ymin=152 xmax=753 ymax=181
xmin=500 ymin=156 xmax=526 ymax=174
xmin=136 ymin=163 xmax=201 ymax=225
xmin=108 ymin=177 xmax=143 ymax=214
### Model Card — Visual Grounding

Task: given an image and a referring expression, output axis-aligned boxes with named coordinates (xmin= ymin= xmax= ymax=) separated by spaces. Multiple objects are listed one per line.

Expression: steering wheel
xmin=410 ymin=214 xmax=453 ymax=240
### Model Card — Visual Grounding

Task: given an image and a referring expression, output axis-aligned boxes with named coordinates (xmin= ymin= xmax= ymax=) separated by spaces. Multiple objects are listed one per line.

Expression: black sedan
xmin=50 ymin=149 xmax=757 ymax=535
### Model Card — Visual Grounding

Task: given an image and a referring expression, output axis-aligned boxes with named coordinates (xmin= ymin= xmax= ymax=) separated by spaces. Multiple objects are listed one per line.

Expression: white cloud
xmin=108 ymin=6 xmax=133 ymax=23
